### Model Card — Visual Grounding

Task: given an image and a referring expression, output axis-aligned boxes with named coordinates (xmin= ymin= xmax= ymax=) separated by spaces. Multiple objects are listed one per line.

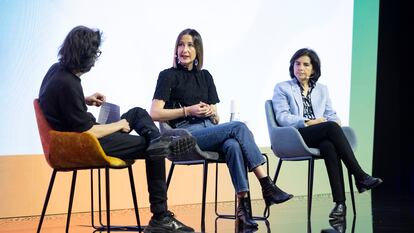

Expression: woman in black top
xmin=150 ymin=28 xmax=293 ymax=229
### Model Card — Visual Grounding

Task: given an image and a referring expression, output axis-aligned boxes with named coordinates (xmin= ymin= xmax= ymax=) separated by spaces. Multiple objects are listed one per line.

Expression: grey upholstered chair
xmin=264 ymin=99 xmax=357 ymax=220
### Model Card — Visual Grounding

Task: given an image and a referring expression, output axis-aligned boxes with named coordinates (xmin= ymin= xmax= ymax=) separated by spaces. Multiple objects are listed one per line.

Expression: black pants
xmin=99 ymin=107 xmax=167 ymax=215
xmin=298 ymin=121 xmax=366 ymax=202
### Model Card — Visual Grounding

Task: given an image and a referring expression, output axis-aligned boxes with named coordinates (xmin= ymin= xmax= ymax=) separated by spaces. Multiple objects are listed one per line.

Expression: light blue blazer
xmin=272 ymin=79 xmax=340 ymax=128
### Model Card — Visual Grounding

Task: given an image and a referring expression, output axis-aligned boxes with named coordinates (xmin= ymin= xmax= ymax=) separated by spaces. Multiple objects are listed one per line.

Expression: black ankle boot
xmin=329 ymin=217 xmax=347 ymax=233
xmin=329 ymin=202 xmax=346 ymax=218
xmin=355 ymin=175 xmax=383 ymax=193
xmin=236 ymin=197 xmax=258 ymax=229
xmin=260 ymin=176 xmax=293 ymax=206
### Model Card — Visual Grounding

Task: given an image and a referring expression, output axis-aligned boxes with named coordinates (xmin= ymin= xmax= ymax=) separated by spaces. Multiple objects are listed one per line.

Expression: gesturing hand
xmin=85 ymin=92 xmax=106 ymax=106
xmin=118 ymin=119 xmax=130 ymax=133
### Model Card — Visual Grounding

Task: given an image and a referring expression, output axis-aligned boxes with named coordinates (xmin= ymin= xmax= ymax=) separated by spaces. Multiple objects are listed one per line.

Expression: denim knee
xmin=222 ymin=139 xmax=249 ymax=193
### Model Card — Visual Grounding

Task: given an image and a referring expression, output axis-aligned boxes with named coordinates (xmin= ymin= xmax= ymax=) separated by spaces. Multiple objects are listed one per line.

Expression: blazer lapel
xmin=290 ymin=80 xmax=304 ymax=116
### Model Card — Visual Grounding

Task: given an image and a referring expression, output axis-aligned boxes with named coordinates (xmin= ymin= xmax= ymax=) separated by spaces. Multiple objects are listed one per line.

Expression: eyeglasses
xmin=95 ymin=50 xmax=102 ymax=58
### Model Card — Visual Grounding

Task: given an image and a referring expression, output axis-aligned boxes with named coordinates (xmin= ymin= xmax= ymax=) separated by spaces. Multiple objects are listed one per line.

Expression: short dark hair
xmin=173 ymin=28 xmax=204 ymax=70
xmin=58 ymin=26 xmax=102 ymax=73
xmin=289 ymin=48 xmax=321 ymax=85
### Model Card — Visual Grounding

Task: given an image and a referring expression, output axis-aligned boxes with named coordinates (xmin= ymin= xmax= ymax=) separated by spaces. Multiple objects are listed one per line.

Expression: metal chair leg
xmin=66 ymin=171 xmax=77 ymax=233
xmin=91 ymin=169 xmax=96 ymax=228
xmin=167 ymin=161 xmax=208 ymax=231
xmin=98 ymin=169 xmax=104 ymax=227
xmin=351 ymin=215 xmax=356 ymax=232
xmin=93 ymin=167 xmax=142 ymax=232
xmin=307 ymin=159 xmax=315 ymax=221
xmin=201 ymin=161 xmax=208 ymax=232
xmin=272 ymin=159 xmax=283 ymax=184
xmin=128 ymin=166 xmax=143 ymax=232
xmin=254 ymin=153 xmax=270 ymax=220
xmin=263 ymin=153 xmax=270 ymax=177
xmin=105 ymin=167 xmax=111 ymax=233
xmin=39 ymin=167 xmax=142 ymax=233
xmin=348 ymin=171 xmax=357 ymax=215
xmin=166 ymin=163 xmax=176 ymax=189
xmin=214 ymin=160 xmax=238 ymax=220
xmin=91 ymin=169 xmax=103 ymax=230
xmin=37 ymin=170 xmax=57 ymax=233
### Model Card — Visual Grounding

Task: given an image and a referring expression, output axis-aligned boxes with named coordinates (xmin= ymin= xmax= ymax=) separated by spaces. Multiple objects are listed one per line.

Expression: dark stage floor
xmin=1 ymin=191 xmax=413 ymax=233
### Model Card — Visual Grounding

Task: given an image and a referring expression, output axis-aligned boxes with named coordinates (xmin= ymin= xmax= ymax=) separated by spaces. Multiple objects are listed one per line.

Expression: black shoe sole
xmin=265 ymin=194 xmax=294 ymax=206
xmin=144 ymin=227 xmax=194 ymax=233
xmin=144 ymin=228 xmax=173 ymax=233
xmin=169 ymin=136 xmax=197 ymax=156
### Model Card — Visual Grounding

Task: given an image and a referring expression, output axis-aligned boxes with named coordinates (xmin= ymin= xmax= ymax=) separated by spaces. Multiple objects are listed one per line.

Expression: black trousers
xmin=298 ymin=121 xmax=366 ymax=202
xmin=99 ymin=107 xmax=167 ymax=215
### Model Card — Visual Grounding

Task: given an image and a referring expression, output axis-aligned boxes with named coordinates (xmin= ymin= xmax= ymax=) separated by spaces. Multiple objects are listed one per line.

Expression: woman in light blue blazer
xmin=272 ymin=48 xmax=382 ymax=219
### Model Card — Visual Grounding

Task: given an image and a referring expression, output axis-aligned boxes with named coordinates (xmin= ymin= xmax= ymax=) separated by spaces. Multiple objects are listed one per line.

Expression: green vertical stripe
xmin=349 ymin=0 xmax=380 ymax=173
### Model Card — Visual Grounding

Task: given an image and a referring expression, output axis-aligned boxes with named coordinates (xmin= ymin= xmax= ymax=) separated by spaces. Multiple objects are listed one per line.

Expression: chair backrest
xmin=264 ymin=99 xmax=280 ymax=129
xmin=33 ymin=99 xmax=53 ymax=167
xmin=265 ymin=100 xmax=320 ymax=159
xmin=33 ymin=98 xmax=131 ymax=170
xmin=342 ymin=126 xmax=357 ymax=151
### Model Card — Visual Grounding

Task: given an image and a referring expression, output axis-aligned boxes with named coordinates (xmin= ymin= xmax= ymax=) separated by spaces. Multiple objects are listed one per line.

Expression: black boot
xmin=236 ymin=197 xmax=258 ymax=229
xmin=329 ymin=217 xmax=347 ymax=233
xmin=260 ymin=176 xmax=293 ymax=206
xmin=355 ymin=175 xmax=383 ymax=193
xmin=236 ymin=222 xmax=259 ymax=233
xmin=145 ymin=135 xmax=196 ymax=160
xmin=329 ymin=202 xmax=346 ymax=218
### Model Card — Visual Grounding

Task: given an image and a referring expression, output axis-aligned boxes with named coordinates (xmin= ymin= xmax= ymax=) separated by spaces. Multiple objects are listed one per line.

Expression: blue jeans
xmin=178 ymin=119 xmax=265 ymax=193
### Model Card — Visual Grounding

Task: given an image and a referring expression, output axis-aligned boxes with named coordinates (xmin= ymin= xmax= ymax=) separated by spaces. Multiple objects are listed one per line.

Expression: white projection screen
xmin=0 ymin=0 xmax=354 ymax=155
